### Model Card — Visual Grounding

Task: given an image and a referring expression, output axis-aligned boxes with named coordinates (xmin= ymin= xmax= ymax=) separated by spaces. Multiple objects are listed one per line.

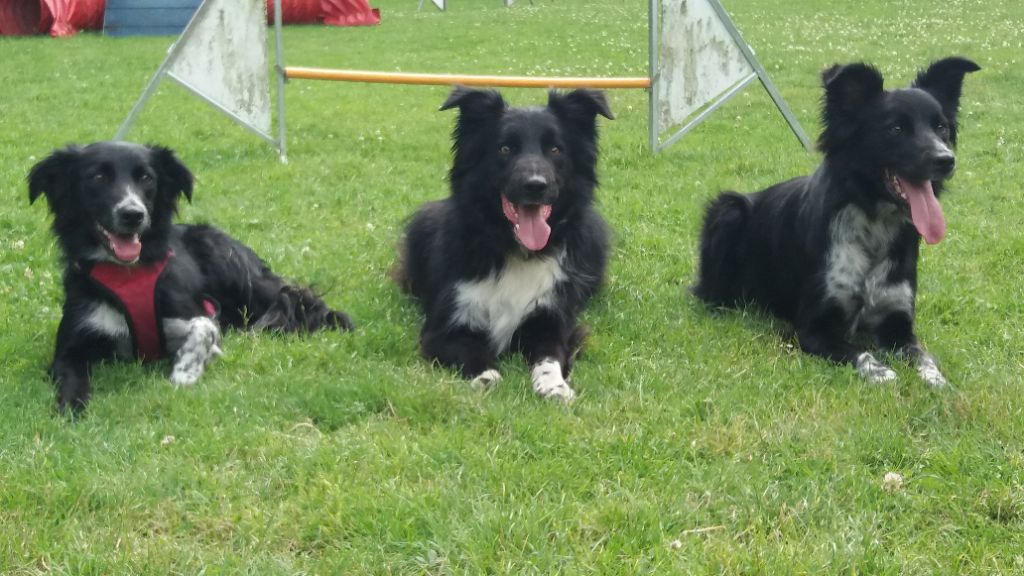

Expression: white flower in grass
xmin=882 ymin=471 xmax=904 ymax=492
xmin=160 ymin=435 xmax=176 ymax=446
xmin=14 ymin=240 xmax=25 ymax=251
xmin=24 ymin=267 xmax=34 ymax=280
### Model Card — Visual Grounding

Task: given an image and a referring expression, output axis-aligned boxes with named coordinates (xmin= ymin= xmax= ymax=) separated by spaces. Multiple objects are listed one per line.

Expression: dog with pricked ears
xmin=395 ymin=87 xmax=613 ymax=401
xmin=29 ymin=141 xmax=353 ymax=414
xmin=694 ymin=56 xmax=979 ymax=387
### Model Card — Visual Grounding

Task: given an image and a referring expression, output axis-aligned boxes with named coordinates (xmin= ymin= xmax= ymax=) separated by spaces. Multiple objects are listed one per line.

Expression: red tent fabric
xmin=1 ymin=0 xmax=378 ymax=36
xmin=321 ymin=0 xmax=379 ymax=26
xmin=0 ymin=0 xmax=103 ymax=36
xmin=266 ymin=0 xmax=319 ymax=23
xmin=0 ymin=1 xmax=48 ymax=35
xmin=266 ymin=0 xmax=379 ymax=26
xmin=44 ymin=0 xmax=105 ymax=36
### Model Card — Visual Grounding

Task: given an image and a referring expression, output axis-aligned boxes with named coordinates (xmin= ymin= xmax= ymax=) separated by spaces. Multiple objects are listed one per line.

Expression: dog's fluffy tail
xmin=692 ymin=192 xmax=751 ymax=306
xmin=252 ymin=285 xmax=354 ymax=333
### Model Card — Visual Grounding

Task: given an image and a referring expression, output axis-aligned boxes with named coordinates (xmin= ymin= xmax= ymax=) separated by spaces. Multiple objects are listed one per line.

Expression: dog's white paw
xmin=470 ymin=369 xmax=502 ymax=389
xmin=531 ymin=359 xmax=576 ymax=402
xmin=169 ymin=317 xmax=222 ymax=388
xmin=170 ymin=365 xmax=202 ymax=387
xmin=856 ymin=352 xmax=897 ymax=384
xmin=917 ymin=355 xmax=948 ymax=389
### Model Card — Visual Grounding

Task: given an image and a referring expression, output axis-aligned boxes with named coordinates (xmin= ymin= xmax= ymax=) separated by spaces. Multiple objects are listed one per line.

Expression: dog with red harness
xmin=29 ymin=142 xmax=353 ymax=413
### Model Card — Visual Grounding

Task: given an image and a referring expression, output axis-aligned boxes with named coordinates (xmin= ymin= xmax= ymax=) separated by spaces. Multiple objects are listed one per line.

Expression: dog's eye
xmin=139 ymin=173 xmax=153 ymax=184
xmin=90 ymin=172 xmax=106 ymax=182
xmin=499 ymin=145 xmax=511 ymax=155
xmin=889 ymin=124 xmax=903 ymax=136
xmin=550 ymin=146 xmax=562 ymax=156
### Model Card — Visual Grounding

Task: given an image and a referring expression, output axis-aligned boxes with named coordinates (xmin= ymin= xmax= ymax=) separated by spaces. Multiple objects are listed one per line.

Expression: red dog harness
xmin=89 ymin=252 xmax=215 ymax=361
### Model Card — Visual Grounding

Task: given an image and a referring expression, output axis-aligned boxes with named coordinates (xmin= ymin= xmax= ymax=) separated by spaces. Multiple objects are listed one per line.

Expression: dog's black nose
xmin=933 ymin=153 xmax=955 ymax=175
xmin=116 ymin=206 xmax=146 ymax=229
xmin=524 ymin=175 xmax=548 ymax=194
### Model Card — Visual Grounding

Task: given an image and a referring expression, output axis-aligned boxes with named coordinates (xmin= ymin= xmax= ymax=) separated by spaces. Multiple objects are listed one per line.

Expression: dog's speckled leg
xmin=169 ymin=317 xmax=222 ymax=387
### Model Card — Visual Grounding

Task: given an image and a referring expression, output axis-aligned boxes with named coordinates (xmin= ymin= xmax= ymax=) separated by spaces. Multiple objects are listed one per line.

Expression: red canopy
xmin=0 ymin=0 xmax=379 ymax=36
xmin=266 ymin=0 xmax=379 ymax=26
xmin=0 ymin=0 xmax=104 ymax=37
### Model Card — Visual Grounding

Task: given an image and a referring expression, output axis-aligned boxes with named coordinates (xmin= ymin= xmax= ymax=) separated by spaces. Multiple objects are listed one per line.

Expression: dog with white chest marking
xmin=395 ymin=87 xmax=613 ymax=401
xmin=29 ymin=142 xmax=353 ymax=413
xmin=693 ymin=57 xmax=979 ymax=386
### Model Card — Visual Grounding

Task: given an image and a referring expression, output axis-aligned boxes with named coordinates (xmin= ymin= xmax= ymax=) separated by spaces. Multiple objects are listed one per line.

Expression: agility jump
xmin=283 ymin=68 xmax=652 ymax=90
xmin=116 ymin=0 xmax=811 ymax=159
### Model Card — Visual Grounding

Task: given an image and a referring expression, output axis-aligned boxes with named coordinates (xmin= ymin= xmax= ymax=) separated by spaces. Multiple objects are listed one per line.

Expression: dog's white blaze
xmin=531 ymin=358 xmax=575 ymax=401
xmin=81 ymin=302 xmax=130 ymax=338
xmin=115 ymin=188 xmax=148 ymax=219
xmin=169 ymin=317 xmax=222 ymax=387
xmin=825 ymin=204 xmax=904 ymax=317
xmin=452 ymin=250 xmax=567 ymax=353
xmin=930 ymin=137 xmax=953 ymax=158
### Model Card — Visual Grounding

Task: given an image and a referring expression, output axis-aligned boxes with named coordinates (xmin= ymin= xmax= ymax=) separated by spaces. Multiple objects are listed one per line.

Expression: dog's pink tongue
xmin=899 ymin=176 xmax=946 ymax=244
xmin=110 ymin=234 xmax=142 ymax=263
xmin=514 ymin=204 xmax=552 ymax=251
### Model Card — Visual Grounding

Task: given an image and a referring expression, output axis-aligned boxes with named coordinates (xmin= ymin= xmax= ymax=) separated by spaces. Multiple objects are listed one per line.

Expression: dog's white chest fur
xmin=825 ymin=204 xmax=913 ymax=329
xmin=81 ymin=302 xmax=134 ymax=358
xmin=82 ymin=302 xmax=130 ymax=338
xmin=452 ymin=250 xmax=567 ymax=352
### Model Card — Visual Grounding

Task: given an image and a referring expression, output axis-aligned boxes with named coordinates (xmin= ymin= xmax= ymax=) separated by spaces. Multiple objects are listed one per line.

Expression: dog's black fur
xmin=29 ymin=142 xmax=352 ymax=413
xmin=694 ymin=57 xmax=979 ymax=386
xmin=396 ymin=87 xmax=612 ymax=400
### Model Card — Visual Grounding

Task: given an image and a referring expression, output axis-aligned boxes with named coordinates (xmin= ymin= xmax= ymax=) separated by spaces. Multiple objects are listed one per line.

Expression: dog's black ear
xmin=912 ymin=56 xmax=980 ymax=127
xmin=822 ymin=62 xmax=884 ymax=115
xmin=439 ymin=86 xmax=506 ymax=118
xmin=148 ymin=145 xmax=194 ymax=204
xmin=548 ymin=89 xmax=615 ymax=123
xmin=820 ymin=64 xmax=843 ymax=86
xmin=28 ymin=146 xmax=80 ymax=206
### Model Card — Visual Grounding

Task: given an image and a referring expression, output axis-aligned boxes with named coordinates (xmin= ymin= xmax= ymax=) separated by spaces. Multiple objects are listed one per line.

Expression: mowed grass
xmin=2 ymin=0 xmax=1024 ymax=572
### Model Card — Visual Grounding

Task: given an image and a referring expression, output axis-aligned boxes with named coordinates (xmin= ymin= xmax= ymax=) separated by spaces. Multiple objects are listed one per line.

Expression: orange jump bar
xmin=284 ymin=67 xmax=651 ymax=89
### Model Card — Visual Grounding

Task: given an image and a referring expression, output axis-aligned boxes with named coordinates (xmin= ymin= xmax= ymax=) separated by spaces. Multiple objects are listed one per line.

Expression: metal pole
xmin=274 ymin=0 xmax=288 ymax=162
xmin=647 ymin=0 xmax=658 ymax=151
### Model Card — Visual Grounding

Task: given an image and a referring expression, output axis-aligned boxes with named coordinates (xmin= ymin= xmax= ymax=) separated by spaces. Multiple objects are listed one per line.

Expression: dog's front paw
xmin=917 ymin=355 xmax=948 ymax=389
xmin=531 ymin=359 xmax=576 ymax=402
xmin=470 ymin=369 xmax=502 ymax=389
xmin=856 ymin=352 xmax=897 ymax=384
xmin=170 ymin=365 xmax=202 ymax=387
xmin=169 ymin=317 xmax=222 ymax=388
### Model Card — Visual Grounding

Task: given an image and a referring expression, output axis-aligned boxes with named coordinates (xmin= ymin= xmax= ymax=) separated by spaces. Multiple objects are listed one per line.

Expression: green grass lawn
xmin=2 ymin=0 xmax=1024 ymax=572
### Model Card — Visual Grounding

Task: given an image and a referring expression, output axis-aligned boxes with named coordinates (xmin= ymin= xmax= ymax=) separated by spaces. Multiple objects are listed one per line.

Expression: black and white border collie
xmin=694 ymin=57 xmax=979 ymax=387
xmin=29 ymin=142 xmax=353 ymax=413
xmin=396 ymin=87 xmax=613 ymax=401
